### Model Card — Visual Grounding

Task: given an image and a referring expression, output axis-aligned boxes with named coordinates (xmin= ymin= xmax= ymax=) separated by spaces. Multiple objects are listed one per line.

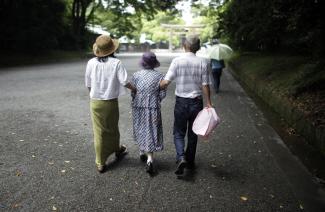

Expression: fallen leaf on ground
xmin=61 ymin=170 xmax=66 ymax=173
xmin=16 ymin=170 xmax=22 ymax=176
xmin=12 ymin=204 xmax=20 ymax=208
xmin=32 ymin=155 xmax=36 ymax=158
xmin=240 ymin=196 xmax=248 ymax=201
xmin=52 ymin=206 xmax=57 ymax=211
xmin=287 ymin=128 xmax=296 ymax=135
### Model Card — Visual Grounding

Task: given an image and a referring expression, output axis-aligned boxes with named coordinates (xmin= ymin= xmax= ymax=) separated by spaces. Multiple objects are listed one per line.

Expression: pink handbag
xmin=192 ymin=107 xmax=221 ymax=139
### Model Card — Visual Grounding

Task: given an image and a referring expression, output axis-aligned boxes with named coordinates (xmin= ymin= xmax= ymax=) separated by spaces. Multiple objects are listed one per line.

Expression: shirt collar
xmin=184 ymin=52 xmax=196 ymax=57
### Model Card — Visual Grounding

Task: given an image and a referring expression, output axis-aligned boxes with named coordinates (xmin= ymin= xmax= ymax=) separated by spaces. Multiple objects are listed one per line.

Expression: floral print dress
xmin=131 ymin=69 xmax=166 ymax=152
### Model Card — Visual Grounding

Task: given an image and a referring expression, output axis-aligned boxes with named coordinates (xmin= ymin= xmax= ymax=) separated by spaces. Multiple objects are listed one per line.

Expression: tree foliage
xmin=79 ymin=0 xmax=181 ymax=38
xmin=141 ymin=11 xmax=184 ymax=45
xmin=191 ymin=2 xmax=221 ymax=43
xmin=0 ymin=0 xmax=67 ymax=52
xmin=0 ymin=0 xmax=181 ymax=52
xmin=217 ymin=0 xmax=324 ymax=56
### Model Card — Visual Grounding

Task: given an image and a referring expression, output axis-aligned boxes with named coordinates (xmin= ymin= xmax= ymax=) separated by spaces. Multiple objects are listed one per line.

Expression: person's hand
xmin=160 ymin=80 xmax=170 ymax=90
xmin=131 ymin=88 xmax=137 ymax=99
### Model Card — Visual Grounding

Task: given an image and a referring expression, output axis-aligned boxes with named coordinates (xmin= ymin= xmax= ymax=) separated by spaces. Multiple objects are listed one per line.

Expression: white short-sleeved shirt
xmin=85 ymin=57 xmax=128 ymax=100
xmin=164 ymin=52 xmax=211 ymax=98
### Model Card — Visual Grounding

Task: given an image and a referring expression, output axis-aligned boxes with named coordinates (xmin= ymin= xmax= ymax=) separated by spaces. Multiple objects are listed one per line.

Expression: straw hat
xmin=93 ymin=35 xmax=119 ymax=57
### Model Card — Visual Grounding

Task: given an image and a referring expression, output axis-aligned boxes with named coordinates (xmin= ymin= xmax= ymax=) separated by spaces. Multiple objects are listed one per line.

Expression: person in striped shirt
xmin=160 ymin=35 xmax=212 ymax=176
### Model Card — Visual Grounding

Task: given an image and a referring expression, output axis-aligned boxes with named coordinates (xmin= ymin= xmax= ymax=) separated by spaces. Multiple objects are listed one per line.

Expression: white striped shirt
xmin=85 ymin=57 xmax=128 ymax=100
xmin=164 ymin=52 xmax=211 ymax=98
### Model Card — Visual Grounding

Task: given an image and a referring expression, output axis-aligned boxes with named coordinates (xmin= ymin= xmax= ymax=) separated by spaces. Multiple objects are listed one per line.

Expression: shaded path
xmin=0 ymin=55 xmax=324 ymax=211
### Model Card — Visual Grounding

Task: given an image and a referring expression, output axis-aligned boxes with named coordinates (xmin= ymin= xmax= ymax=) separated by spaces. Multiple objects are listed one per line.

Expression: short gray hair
xmin=184 ymin=35 xmax=200 ymax=52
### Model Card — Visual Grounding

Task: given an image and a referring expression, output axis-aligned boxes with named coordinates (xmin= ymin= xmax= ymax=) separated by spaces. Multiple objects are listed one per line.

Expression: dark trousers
xmin=173 ymin=96 xmax=203 ymax=163
xmin=212 ymin=68 xmax=222 ymax=93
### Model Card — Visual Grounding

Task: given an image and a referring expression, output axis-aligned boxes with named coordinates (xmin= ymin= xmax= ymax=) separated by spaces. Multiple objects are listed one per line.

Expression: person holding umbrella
xmin=207 ymin=38 xmax=233 ymax=93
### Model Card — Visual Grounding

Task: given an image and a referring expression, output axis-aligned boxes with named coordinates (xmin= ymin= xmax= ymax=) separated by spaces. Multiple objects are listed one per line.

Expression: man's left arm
xmin=202 ymin=85 xmax=212 ymax=108
xmin=202 ymin=59 xmax=212 ymax=108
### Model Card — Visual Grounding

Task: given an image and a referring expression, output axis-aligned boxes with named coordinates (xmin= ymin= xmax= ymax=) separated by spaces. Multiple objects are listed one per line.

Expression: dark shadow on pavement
xmin=176 ymin=169 xmax=197 ymax=182
xmin=102 ymin=152 xmax=128 ymax=173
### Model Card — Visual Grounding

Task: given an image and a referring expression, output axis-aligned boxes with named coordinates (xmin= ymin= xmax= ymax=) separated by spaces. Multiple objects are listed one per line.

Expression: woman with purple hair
xmin=131 ymin=52 xmax=166 ymax=175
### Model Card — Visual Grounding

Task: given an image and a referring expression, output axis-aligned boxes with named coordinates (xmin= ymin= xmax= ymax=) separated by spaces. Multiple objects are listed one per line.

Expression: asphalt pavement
xmin=0 ymin=53 xmax=324 ymax=212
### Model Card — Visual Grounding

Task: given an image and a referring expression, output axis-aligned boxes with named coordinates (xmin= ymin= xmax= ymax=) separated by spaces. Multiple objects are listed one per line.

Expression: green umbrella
xmin=207 ymin=44 xmax=233 ymax=60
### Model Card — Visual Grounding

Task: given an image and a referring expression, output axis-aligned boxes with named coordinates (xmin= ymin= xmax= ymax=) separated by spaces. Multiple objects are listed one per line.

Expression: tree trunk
xmin=72 ymin=0 xmax=92 ymax=46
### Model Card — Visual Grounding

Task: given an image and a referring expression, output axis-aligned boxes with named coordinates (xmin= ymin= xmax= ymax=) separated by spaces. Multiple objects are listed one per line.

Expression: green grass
xmin=229 ymin=53 xmax=325 ymax=127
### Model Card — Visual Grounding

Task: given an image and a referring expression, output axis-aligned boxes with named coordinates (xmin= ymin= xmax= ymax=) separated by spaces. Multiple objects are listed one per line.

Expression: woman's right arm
xmin=85 ymin=61 xmax=92 ymax=94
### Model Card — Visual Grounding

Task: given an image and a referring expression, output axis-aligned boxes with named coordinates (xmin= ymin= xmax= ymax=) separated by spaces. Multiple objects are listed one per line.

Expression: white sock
xmin=146 ymin=152 xmax=153 ymax=163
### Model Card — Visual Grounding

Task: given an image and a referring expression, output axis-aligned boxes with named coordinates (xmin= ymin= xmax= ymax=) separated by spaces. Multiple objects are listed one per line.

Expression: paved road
xmin=0 ymin=54 xmax=324 ymax=212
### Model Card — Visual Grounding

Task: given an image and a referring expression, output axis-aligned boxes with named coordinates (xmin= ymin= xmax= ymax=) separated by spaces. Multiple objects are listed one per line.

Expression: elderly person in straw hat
xmin=85 ymin=34 xmax=136 ymax=173
xmin=131 ymin=51 xmax=166 ymax=175
xmin=160 ymin=35 xmax=212 ymax=176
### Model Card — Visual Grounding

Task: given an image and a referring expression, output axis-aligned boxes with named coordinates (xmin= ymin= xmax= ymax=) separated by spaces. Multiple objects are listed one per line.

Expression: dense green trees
xmin=1 ymin=0 xmax=322 ymax=56
xmin=217 ymin=0 xmax=324 ymax=56
xmin=0 ymin=0 xmax=180 ymax=53
xmin=0 ymin=0 xmax=67 ymax=52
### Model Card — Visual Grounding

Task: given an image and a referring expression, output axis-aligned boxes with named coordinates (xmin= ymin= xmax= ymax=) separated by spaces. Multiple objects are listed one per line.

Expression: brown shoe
xmin=96 ymin=164 xmax=105 ymax=173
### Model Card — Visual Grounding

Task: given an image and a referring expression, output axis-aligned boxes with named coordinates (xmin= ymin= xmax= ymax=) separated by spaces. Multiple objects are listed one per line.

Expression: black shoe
xmin=140 ymin=154 xmax=147 ymax=163
xmin=175 ymin=159 xmax=187 ymax=175
xmin=115 ymin=145 xmax=127 ymax=159
xmin=146 ymin=162 xmax=154 ymax=174
xmin=186 ymin=162 xmax=196 ymax=170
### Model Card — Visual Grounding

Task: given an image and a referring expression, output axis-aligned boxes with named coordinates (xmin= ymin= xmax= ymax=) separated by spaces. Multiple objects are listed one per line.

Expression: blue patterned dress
xmin=131 ymin=69 xmax=166 ymax=152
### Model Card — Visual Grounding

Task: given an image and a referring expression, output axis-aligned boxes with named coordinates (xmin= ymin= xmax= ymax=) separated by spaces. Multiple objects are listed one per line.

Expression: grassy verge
xmin=0 ymin=50 xmax=91 ymax=68
xmin=229 ymin=53 xmax=325 ymax=155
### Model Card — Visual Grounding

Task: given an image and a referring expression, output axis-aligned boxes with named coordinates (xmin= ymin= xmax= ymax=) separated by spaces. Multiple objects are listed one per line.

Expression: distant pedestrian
xmin=131 ymin=52 xmax=166 ymax=175
xmin=85 ymin=35 xmax=136 ymax=173
xmin=160 ymin=35 xmax=212 ymax=176
xmin=210 ymin=39 xmax=225 ymax=93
